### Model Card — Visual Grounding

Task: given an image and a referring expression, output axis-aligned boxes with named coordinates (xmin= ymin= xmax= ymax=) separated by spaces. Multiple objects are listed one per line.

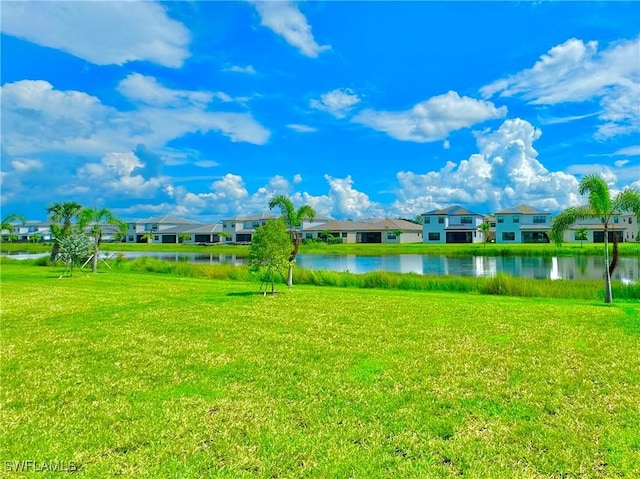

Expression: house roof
xmin=372 ymin=219 xmax=422 ymax=232
xmin=187 ymin=224 xmax=222 ymax=234
xmin=303 ymin=220 xmax=379 ymax=232
xmin=495 ymin=204 xmax=550 ymax=215
xmin=223 ymin=212 xmax=277 ymax=222
xmin=133 ymin=215 xmax=198 ymax=225
xmin=422 ymin=205 xmax=481 ymax=216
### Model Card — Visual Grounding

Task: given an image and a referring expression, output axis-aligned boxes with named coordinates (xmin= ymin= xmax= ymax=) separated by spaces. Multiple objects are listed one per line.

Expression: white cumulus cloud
xmin=311 ymin=89 xmax=361 ymax=118
xmin=353 ymin=91 xmax=507 ymax=143
xmin=1 ymin=1 xmax=190 ymax=67
xmin=390 ymin=118 xmax=582 ymax=216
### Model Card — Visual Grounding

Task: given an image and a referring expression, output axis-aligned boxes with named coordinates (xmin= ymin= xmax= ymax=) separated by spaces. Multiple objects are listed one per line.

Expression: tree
xmin=78 ymin=207 xmax=126 ymax=273
xmin=248 ymin=219 xmax=291 ymax=294
xmin=178 ymin=232 xmax=191 ymax=244
xmin=218 ymin=231 xmax=231 ymax=243
xmin=574 ymin=227 xmax=588 ymax=248
xmin=57 ymin=231 xmax=92 ymax=277
xmin=478 ymin=220 xmax=491 ymax=246
xmin=1 ymin=213 xmax=27 ymax=241
xmin=30 ymin=233 xmax=42 ymax=244
xmin=47 ymin=201 xmax=83 ymax=261
xmin=268 ymin=195 xmax=316 ymax=287
xmin=142 ymin=231 xmax=155 ymax=244
xmin=550 ymin=175 xmax=640 ymax=303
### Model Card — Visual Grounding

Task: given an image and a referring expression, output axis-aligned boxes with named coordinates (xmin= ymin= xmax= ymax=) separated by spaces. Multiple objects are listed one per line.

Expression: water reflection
xmin=295 ymin=254 xmax=639 ymax=283
xmin=2 ymin=251 xmax=638 ymax=283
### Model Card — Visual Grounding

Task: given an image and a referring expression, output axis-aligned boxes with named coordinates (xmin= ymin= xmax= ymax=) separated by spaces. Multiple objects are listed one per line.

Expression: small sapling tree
xmin=248 ymin=219 xmax=292 ymax=294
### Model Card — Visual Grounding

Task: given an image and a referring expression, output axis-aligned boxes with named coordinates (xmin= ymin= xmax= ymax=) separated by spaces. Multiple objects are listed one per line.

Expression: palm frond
xmin=549 ymin=205 xmax=595 ymax=245
xmin=578 ymin=174 xmax=612 ymax=217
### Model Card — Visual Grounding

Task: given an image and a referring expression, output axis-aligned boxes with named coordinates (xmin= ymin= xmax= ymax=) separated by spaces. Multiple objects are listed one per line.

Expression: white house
xmin=421 ymin=206 xmax=485 ymax=244
xmin=495 ymin=205 xmax=552 ymax=243
xmin=561 ymin=212 xmax=637 ymax=243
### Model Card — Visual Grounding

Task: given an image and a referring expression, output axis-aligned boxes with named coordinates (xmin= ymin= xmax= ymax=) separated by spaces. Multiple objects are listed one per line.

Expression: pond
xmin=4 ymin=251 xmax=638 ymax=283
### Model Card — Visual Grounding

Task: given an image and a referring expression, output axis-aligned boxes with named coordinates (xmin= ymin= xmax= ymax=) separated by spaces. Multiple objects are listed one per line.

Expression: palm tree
xmin=478 ymin=220 xmax=491 ymax=246
xmin=574 ymin=227 xmax=588 ymax=248
xmin=550 ymin=175 xmax=640 ymax=303
xmin=1 ymin=213 xmax=27 ymax=241
xmin=268 ymin=194 xmax=316 ymax=287
xmin=78 ymin=207 xmax=126 ymax=273
xmin=47 ymin=201 xmax=83 ymax=261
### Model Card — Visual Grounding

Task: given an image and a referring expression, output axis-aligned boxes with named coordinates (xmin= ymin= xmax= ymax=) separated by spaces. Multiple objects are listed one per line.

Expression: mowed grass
xmin=1 ymin=264 xmax=639 ymax=478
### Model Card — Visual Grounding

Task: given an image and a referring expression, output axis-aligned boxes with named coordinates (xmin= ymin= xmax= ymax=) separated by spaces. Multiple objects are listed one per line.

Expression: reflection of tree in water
xmin=576 ymin=256 xmax=588 ymax=275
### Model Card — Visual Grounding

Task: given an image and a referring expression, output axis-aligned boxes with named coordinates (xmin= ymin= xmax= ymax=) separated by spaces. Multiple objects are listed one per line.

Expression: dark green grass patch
xmin=1 ymin=264 xmax=639 ymax=477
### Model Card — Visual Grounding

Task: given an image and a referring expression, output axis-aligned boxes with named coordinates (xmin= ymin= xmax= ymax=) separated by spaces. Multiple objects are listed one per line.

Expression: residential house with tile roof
xmin=495 ymin=204 xmax=552 ymax=243
xmin=420 ymin=205 xmax=485 ymax=243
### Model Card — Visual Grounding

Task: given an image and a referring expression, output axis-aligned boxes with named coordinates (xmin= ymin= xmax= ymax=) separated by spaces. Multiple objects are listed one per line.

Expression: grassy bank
xmin=5 ymin=256 xmax=639 ymax=300
xmin=2 ymin=241 xmax=640 ymax=257
xmin=1 ymin=263 xmax=639 ymax=478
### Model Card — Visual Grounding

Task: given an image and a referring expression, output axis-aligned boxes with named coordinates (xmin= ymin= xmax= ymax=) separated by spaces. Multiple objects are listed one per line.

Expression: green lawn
xmin=1 ymin=263 xmax=639 ymax=478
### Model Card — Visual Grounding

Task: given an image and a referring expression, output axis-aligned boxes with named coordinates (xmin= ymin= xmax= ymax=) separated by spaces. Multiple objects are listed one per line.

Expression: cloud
xmin=1 ymin=1 xmax=190 ymax=67
xmin=324 ymin=175 xmax=385 ymax=219
xmin=310 ymin=89 xmax=361 ymax=118
xmin=353 ymin=91 xmax=507 ymax=143
xmin=10 ymin=158 xmax=44 ymax=173
xmin=287 ymin=124 xmax=318 ymax=133
xmin=1 ymin=78 xmax=270 ymax=157
xmin=253 ymin=1 xmax=330 ymax=57
xmin=614 ymin=146 xmax=640 ymax=156
xmin=75 ymin=151 xmax=169 ymax=198
xmin=223 ymin=65 xmax=257 ymax=74
xmin=614 ymin=159 xmax=630 ymax=168
xmin=389 ymin=118 xmax=582 ymax=216
xmin=118 ymin=74 xmax=214 ymax=107
xmin=482 ymin=37 xmax=640 ymax=139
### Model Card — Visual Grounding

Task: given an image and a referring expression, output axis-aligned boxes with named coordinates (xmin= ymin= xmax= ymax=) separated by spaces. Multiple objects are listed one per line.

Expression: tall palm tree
xmin=78 ymin=207 xmax=126 ymax=272
xmin=1 ymin=213 xmax=27 ymax=240
xmin=47 ymin=201 xmax=83 ymax=261
xmin=550 ymin=175 xmax=640 ymax=303
xmin=574 ymin=227 xmax=588 ymax=248
xmin=268 ymin=194 xmax=316 ymax=287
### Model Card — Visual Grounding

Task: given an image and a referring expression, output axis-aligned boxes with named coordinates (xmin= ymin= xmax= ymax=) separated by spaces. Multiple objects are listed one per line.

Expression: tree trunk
xmin=92 ymin=245 xmax=99 ymax=273
xmin=603 ymin=226 xmax=612 ymax=303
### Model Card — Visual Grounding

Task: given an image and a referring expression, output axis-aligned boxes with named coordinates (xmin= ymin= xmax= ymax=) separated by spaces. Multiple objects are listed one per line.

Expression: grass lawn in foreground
xmin=1 ymin=263 xmax=639 ymax=478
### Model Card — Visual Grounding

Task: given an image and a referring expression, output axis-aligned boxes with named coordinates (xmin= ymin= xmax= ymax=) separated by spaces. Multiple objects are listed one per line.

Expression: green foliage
xmin=551 ymin=174 xmax=640 ymax=303
xmin=57 ymin=231 xmax=92 ymax=276
xmin=248 ymin=219 xmax=292 ymax=292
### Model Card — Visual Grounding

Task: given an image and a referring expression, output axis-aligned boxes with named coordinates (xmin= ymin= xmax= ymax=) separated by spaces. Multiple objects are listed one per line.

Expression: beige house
xmin=302 ymin=218 xmax=422 ymax=244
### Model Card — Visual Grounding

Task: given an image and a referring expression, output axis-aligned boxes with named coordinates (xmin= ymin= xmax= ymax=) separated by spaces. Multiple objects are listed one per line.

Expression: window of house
xmin=252 ymin=222 xmax=260 ymax=228
xmin=614 ymin=216 xmax=619 ymax=224
xmin=629 ymin=217 xmax=633 ymax=224
xmin=305 ymin=233 xmax=313 ymax=239
xmin=128 ymin=236 xmax=134 ymax=242
xmin=438 ymin=217 xmax=445 ymax=224
xmin=428 ymin=232 xmax=440 ymax=241
xmin=497 ymin=216 xmax=504 ymax=224
xmin=490 ymin=222 xmax=496 ymax=227
xmin=461 ymin=216 xmax=472 ymax=224
xmin=533 ymin=216 xmax=546 ymax=224
xmin=154 ymin=235 xmax=159 ymax=241
xmin=502 ymin=232 xmax=515 ymax=241
xmin=151 ymin=225 xmax=158 ymax=232
xmin=424 ymin=217 xmax=430 ymax=224
xmin=387 ymin=232 xmax=397 ymax=239
xmin=513 ymin=217 xmax=520 ymax=223
xmin=342 ymin=232 xmax=348 ymax=238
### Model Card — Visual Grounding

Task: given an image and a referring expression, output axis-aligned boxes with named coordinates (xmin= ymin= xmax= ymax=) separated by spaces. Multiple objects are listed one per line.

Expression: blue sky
xmin=2 ymin=1 xmax=639 ymax=222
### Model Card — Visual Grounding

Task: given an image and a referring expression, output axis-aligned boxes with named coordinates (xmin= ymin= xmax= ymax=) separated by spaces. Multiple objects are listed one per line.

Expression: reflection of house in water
xmin=554 ymin=256 xmax=639 ymax=283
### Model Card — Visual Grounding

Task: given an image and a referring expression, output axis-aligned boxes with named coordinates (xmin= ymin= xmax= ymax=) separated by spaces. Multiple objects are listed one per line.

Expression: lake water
xmin=4 ymin=251 xmax=638 ymax=283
